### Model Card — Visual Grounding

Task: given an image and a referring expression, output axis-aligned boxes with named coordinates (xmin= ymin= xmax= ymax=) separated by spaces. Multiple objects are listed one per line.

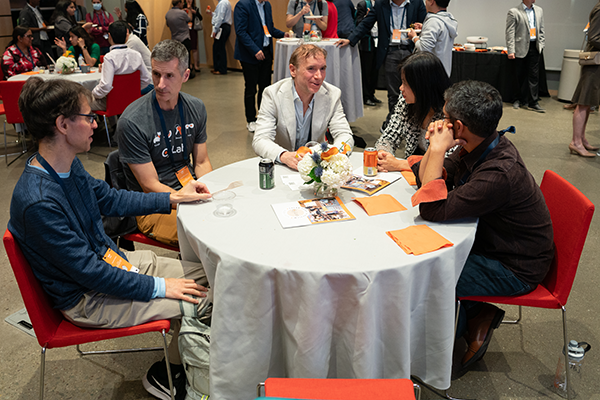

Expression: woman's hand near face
xmin=54 ymin=37 xmax=67 ymax=52
xmin=77 ymin=37 xmax=85 ymax=49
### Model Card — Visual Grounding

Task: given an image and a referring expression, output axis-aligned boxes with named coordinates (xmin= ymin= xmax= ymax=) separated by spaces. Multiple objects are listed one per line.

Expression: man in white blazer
xmin=252 ymin=44 xmax=354 ymax=170
xmin=505 ymin=0 xmax=545 ymax=112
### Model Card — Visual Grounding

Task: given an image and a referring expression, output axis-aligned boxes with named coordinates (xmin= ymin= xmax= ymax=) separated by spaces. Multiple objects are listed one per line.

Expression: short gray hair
xmin=151 ymin=39 xmax=188 ymax=75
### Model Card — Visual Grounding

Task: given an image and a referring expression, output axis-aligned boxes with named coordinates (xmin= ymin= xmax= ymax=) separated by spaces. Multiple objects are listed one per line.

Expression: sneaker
xmin=513 ymin=101 xmax=520 ymax=109
xmin=143 ymin=360 xmax=186 ymax=400
xmin=247 ymin=121 xmax=257 ymax=132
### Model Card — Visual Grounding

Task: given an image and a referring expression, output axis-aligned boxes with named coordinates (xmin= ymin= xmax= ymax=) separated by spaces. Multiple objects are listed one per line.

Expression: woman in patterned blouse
xmin=114 ymin=1 xmax=149 ymax=46
xmin=375 ymin=52 xmax=451 ymax=172
xmin=1 ymin=26 xmax=47 ymax=78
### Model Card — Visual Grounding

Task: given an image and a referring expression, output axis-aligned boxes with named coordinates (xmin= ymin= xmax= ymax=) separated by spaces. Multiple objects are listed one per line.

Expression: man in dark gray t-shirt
xmin=117 ymin=40 xmax=212 ymax=247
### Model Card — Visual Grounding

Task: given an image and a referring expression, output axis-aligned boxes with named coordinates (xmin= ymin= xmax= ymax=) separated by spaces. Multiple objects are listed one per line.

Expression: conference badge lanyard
xmin=529 ymin=8 xmax=537 ymax=39
xmin=458 ymin=126 xmax=515 ymax=186
xmin=263 ymin=24 xmax=272 ymax=38
xmin=16 ymin=46 xmax=34 ymax=65
xmin=152 ymin=91 xmax=193 ymax=187
xmin=391 ymin=6 xmax=407 ymax=44
xmin=35 ymin=154 xmax=139 ymax=273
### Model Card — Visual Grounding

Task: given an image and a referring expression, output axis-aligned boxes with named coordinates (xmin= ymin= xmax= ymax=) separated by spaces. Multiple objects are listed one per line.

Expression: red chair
xmin=122 ymin=232 xmax=180 ymax=252
xmin=258 ymin=378 xmax=419 ymax=400
xmin=95 ymin=70 xmax=142 ymax=147
xmin=0 ymin=80 xmax=28 ymax=166
xmin=99 ymin=54 xmax=104 ymax=64
xmin=3 ymin=229 xmax=175 ymax=400
xmin=459 ymin=170 xmax=594 ymax=400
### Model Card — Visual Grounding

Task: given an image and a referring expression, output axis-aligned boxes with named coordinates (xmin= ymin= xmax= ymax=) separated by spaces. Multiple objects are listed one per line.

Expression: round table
xmin=8 ymin=70 xmax=102 ymax=92
xmin=177 ymin=153 xmax=477 ymax=400
xmin=274 ymin=39 xmax=364 ymax=122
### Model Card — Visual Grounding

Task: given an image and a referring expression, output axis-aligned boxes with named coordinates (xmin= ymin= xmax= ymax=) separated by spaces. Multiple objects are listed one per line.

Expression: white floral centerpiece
xmin=298 ymin=142 xmax=353 ymax=197
xmin=55 ymin=51 xmax=78 ymax=74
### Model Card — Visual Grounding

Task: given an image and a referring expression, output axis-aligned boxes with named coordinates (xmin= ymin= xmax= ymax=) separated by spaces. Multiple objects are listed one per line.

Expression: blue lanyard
xmin=390 ymin=5 xmax=407 ymax=31
xmin=35 ymin=153 xmax=110 ymax=255
xmin=458 ymin=126 xmax=515 ymax=186
xmin=16 ymin=46 xmax=34 ymax=65
xmin=96 ymin=11 xmax=106 ymax=26
xmin=152 ymin=91 xmax=188 ymax=171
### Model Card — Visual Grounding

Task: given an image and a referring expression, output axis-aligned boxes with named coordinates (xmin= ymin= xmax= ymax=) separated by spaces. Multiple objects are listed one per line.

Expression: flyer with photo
xmin=341 ymin=168 xmax=403 ymax=195
xmin=272 ymin=196 xmax=355 ymax=228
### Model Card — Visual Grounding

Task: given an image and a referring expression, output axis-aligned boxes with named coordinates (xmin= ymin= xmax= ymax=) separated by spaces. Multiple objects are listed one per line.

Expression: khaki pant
xmin=62 ymin=250 xmax=209 ymax=364
xmin=136 ymin=209 xmax=179 ymax=247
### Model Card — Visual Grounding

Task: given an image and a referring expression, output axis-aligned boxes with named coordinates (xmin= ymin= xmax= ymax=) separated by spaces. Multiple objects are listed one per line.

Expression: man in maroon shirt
xmin=410 ymin=80 xmax=554 ymax=370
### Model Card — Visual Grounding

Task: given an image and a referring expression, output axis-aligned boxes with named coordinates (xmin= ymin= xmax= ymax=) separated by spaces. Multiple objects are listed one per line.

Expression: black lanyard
xmin=152 ymin=91 xmax=188 ymax=171
xmin=36 ymin=154 xmax=110 ymax=255
xmin=390 ymin=5 xmax=407 ymax=31
xmin=458 ymin=126 xmax=515 ymax=186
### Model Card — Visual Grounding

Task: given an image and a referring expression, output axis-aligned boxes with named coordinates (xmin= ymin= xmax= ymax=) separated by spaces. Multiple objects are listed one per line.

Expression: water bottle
xmin=310 ymin=23 xmax=320 ymax=42
xmin=303 ymin=30 xmax=310 ymax=42
xmin=78 ymin=54 xmax=85 ymax=67
xmin=553 ymin=340 xmax=591 ymax=398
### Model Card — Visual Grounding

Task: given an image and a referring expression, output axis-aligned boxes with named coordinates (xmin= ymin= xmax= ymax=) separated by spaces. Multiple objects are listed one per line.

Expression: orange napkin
xmin=386 ymin=225 xmax=454 ymax=255
xmin=22 ymin=71 xmax=43 ymax=75
xmin=401 ymin=170 xmax=417 ymax=186
xmin=353 ymin=194 xmax=406 ymax=216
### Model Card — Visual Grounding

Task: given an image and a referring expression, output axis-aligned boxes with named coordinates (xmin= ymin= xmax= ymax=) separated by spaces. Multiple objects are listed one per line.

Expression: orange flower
xmin=340 ymin=142 xmax=351 ymax=155
xmin=321 ymin=147 xmax=339 ymax=161
xmin=295 ymin=146 xmax=313 ymax=159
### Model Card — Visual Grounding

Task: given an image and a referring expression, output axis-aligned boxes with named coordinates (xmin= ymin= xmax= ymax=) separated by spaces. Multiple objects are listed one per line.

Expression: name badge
xmin=103 ymin=33 xmax=109 ymax=40
xmin=176 ymin=166 xmax=194 ymax=187
xmin=103 ymin=248 xmax=139 ymax=273
xmin=303 ymin=22 xmax=311 ymax=32
xmin=263 ymin=24 xmax=271 ymax=37
xmin=392 ymin=29 xmax=402 ymax=44
xmin=188 ymin=21 xmax=193 ymax=29
xmin=530 ymin=27 xmax=536 ymax=39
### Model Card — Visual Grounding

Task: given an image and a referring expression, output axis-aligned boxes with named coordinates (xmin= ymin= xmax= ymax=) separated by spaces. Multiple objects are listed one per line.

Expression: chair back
xmin=539 ymin=170 xmax=595 ymax=306
xmin=0 ymin=80 xmax=26 ymax=124
xmin=105 ymin=71 xmax=141 ymax=117
xmin=3 ymin=229 xmax=65 ymax=348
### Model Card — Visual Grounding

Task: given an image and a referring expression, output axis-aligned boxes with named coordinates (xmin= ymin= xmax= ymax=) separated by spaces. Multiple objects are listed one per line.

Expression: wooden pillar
xmin=0 ymin=0 xmax=13 ymax=53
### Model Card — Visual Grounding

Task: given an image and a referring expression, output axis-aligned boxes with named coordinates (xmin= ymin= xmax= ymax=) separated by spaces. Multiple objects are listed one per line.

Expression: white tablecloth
xmin=273 ymin=39 xmax=364 ymax=123
xmin=177 ymin=153 xmax=477 ymax=400
xmin=8 ymin=71 xmax=101 ymax=92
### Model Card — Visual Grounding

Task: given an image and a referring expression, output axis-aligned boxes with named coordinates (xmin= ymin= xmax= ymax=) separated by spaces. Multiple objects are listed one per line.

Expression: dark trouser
xmin=182 ymin=38 xmax=194 ymax=73
xmin=455 ymin=253 xmax=532 ymax=339
xmin=360 ymin=48 xmax=379 ymax=102
xmin=514 ymin=41 xmax=541 ymax=106
xmin=384 ymin=45 xmax=411 ymax=118
xmin=240 ymin=45 xmax=273 ymax=123
xmin=213 ymin=23 xmax=231 ymax=74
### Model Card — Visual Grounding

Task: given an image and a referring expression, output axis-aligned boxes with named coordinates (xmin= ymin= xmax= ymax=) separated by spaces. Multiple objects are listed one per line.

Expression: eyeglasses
xmin=77 ymin=113 xmax=97 ymax=124
xmin=25 ymin=35 xmax=34 ymax=39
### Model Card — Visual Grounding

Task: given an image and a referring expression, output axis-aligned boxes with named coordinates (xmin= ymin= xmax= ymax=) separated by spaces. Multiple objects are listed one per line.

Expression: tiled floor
xmin=1 ymin=70 xmax=599 ymax=399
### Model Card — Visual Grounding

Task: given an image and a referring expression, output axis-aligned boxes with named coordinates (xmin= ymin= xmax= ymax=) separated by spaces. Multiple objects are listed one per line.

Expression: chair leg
xmin=76 ymin=342 xmax=164 ymax=355
xmin=562 ymin=306 xmax=572 ymax=400
xmin=413 ymin=383 xmax=421 ymax=400
xmin=162 ymin=329 xmax=175 ymax=400
xmin=501 ymin=305 xmax=522 ymax=325
xmin=256 ymin=382 xmax=265 ymax=397
xmin=40 ymin=346 xmax=46 ymax=400
xmin=103 ymin=115 xmax=112 ymax=148
xmin=454 ymin=300 xmax=461 ymax=338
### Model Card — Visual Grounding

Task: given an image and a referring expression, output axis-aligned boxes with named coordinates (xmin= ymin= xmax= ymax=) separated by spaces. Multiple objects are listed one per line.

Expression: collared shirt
xmin=522 ymin=2 xmax=536 ymax=40
xmin=411 ymin=132 xmax=554 ymax=288
xmin=255 ymin=0 xmax=270 ymax=47
xmin=212 ymin=0 xmax=233 ymax=34
xmin=292 ymin=83 xmax=315 ymax=150
xmin=27 ymin=3 xmax=48 ymax=40
xmin=390 ymin=0 xmax=410 ymax=45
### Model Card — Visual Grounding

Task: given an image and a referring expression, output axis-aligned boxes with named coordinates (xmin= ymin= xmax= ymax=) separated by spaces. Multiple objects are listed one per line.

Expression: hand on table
xmin=377 ymin=151 xmax=409 ymax=172
xmin=280 ymin=151 xmax=300 ymax=170
xmin=165 ymin=278 xmax=208 ymax=304
xmin=427 ymin=120 xmax=465 ymax=153
xmin=284 ymin=31 xmax=293 ymax=38
xmin=255 ymin=50 xmax=265 ymax=60
xmin=170 ymin=181 xmax=212 ymax=205
xmin=335 ymin=39 xmax=350 ymax=47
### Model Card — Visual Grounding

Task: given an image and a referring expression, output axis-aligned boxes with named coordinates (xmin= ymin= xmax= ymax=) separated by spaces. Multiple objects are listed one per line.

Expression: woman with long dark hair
xmin=115 ymin=1 xmax=149 ymax=46
xmin=86 ymin=0 xmax=114 ymax=55
xmin=375 ymin=52 xmax=451 ymax=172
xmin=51 ymin=0 xmax=77 ymax=43
xmin=1 ymin=26 xmax=47 ymax=77
xmin=55 ymin=26 xmax=100 ymax=66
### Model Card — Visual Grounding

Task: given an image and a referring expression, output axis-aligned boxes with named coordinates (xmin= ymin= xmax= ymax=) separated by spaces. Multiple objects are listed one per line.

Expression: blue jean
xmin=456 ymin=253 xmax=531 ymax=338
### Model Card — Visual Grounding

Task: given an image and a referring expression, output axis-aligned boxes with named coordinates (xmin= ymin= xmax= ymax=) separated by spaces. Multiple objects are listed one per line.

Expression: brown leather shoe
xmin=461 ymin=304 xmax=505 ymax=369
xmin=211 ymin=70 xmax=222 ymax=75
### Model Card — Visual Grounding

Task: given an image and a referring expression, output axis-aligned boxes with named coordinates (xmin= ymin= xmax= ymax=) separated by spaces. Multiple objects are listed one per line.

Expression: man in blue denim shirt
xmin=8 ymin=77 xmax=211 ymax=400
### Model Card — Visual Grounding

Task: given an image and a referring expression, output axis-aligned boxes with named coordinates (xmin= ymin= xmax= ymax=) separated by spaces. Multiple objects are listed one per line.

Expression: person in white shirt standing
xmin=506 ymin=0 xmax=545 ymax=113
xmin=208 ymin=0 xmax=232 ymax=75
xmin=92 ymin=20 xmax=153 ymax=111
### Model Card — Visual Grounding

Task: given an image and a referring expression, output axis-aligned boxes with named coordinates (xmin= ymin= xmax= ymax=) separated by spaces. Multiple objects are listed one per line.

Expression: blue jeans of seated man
xmin=455 ymin=253 xmax=532 ymax=340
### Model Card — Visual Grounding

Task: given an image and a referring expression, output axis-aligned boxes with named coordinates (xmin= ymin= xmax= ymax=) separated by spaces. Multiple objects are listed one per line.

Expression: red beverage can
xmin=363 ymin=147 xmax=377 ymax=176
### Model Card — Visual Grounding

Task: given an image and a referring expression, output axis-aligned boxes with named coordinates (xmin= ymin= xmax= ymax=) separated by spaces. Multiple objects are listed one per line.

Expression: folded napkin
xmin=401 ymin=170 xmax=417 ymax=186
xmin=386 ymin=225 xmax=453 ymax=255
xmin=353 ymin=194 xmax=406 ymax=216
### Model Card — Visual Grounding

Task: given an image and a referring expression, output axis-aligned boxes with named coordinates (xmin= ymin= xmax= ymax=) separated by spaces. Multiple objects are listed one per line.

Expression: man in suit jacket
xmin=506 ymin=0 xmax=545 ymax=112
xmin=252 ymin=44 xmax=354 ymax=170
xmin=336 ymin=0 xmax=426 ymax=128
xmin=234 ymin=0 xmax=289 ymax=133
